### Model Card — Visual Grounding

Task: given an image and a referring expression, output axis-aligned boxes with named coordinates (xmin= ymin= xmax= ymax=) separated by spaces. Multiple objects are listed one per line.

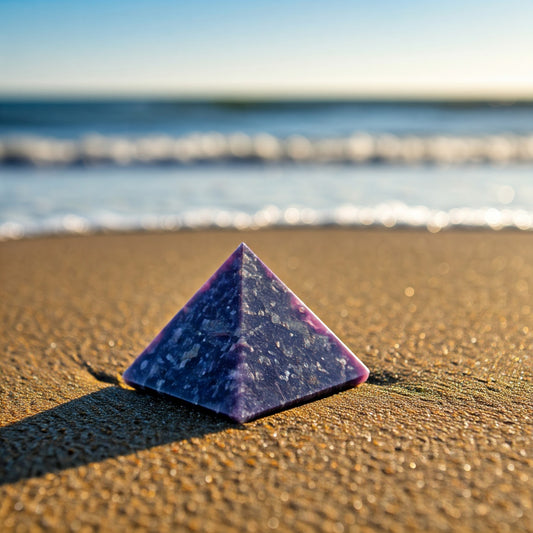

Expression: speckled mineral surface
xmin=123 ymin=243 xmax=369 ymax=422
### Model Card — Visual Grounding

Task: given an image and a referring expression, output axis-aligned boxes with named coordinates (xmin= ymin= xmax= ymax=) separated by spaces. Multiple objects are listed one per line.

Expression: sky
xmin=0 ymin=0 xmax=532 ymax=99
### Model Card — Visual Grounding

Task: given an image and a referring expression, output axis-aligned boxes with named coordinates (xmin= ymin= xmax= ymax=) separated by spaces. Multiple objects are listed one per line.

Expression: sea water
xmin=1 ymin=100 xmax=532 ymax=239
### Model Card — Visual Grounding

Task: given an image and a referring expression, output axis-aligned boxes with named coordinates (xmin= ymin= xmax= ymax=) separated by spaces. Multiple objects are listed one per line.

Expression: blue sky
xmin=1 ymin=0 xmax=532 ymax=98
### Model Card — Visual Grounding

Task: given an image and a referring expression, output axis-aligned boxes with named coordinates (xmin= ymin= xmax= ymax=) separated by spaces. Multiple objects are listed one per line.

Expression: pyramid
xmin=123 ymin=243 xmax=369 ymax=423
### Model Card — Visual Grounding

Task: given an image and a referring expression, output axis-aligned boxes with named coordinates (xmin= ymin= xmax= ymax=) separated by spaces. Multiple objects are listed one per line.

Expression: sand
xmin=0 ymin=228 xmax=532 ymax=532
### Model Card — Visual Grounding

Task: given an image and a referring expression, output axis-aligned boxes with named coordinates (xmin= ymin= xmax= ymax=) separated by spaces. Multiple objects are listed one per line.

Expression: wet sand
xmin=1 ymin=229 xmax=532 ymax=532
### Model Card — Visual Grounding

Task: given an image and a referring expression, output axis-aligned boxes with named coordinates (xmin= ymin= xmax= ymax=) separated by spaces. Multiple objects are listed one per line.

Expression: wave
xmin=1 ymin=132 xmax=533 ymax=166
xmin=2 ymin=203 xmax=532 ymax=241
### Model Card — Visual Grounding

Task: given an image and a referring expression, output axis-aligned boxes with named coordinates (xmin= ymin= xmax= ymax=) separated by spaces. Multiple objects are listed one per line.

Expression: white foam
xmin=2 ymin=132 xmax=533 ymax=166
xmin=1 ymin=203 xmax=532 ymax=241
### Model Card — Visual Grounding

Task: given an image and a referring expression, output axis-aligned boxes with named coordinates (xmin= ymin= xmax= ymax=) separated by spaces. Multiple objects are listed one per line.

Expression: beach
xmin=0 ymin=228 xmax=532 ymax=532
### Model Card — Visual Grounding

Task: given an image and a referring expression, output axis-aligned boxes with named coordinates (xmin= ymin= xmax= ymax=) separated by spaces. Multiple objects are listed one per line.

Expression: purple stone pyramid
xmin=123 ymin=243 xmax=369 ymax=423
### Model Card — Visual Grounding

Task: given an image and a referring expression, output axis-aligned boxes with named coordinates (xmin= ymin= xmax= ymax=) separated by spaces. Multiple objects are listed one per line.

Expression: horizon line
xmin=1 ymin=90 xmax=533 ymax=104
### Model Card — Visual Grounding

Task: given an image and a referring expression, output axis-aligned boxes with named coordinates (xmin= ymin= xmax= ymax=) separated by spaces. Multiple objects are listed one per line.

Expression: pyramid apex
xmin=230 ymin=242 xmax=255 ymax=264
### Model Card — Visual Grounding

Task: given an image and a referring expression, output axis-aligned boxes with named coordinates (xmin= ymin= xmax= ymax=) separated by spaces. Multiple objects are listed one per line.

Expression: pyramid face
xmin=123 ymin=243 xmax=369 ymax=423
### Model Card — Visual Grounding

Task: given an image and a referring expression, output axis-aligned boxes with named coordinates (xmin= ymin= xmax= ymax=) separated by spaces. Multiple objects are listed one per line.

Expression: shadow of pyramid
xmin=0 ymin=386 xmax=238 ymax=485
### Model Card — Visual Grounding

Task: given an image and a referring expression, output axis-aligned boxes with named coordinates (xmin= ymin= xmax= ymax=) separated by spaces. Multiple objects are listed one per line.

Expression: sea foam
xmin=1 ymin=203 xmax=532 ymax=241
xmin=2 ymin=132 xmax=533 ymax=166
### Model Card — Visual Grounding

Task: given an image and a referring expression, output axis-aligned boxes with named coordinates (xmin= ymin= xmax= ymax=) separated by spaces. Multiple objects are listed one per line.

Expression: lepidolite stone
xmin=123 ymin=243 xmax=369 ymax=422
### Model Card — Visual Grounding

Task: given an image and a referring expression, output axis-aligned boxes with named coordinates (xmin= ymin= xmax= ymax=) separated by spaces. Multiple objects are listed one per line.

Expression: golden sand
xmin=1 ymin=229 xmax=532 ymax=531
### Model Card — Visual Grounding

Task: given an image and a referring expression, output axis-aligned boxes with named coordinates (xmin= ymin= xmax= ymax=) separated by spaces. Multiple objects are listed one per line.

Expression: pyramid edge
xmin=121 ymin=377 xmax=247 ymax=424
xmin=231 ymin=371 xmax=369 ymax=423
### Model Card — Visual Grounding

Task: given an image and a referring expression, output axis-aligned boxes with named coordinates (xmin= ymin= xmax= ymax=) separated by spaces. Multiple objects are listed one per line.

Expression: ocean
xmin=1 ymin=100 xmax=532 ymax=239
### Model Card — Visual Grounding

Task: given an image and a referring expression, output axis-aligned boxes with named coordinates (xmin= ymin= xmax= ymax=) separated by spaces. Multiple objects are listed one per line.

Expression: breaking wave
xmin=2 ymin=203 xmax=533 ymax=241
xmin=2 ymin=132 xmax=533 ymax=166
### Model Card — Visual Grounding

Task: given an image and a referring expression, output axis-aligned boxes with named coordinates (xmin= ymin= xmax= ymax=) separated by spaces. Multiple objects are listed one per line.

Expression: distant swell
xmin=2 ymin=133 xmax=533 ymax=166
xmin=2 ymin=204 xmax=533 ymax=240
